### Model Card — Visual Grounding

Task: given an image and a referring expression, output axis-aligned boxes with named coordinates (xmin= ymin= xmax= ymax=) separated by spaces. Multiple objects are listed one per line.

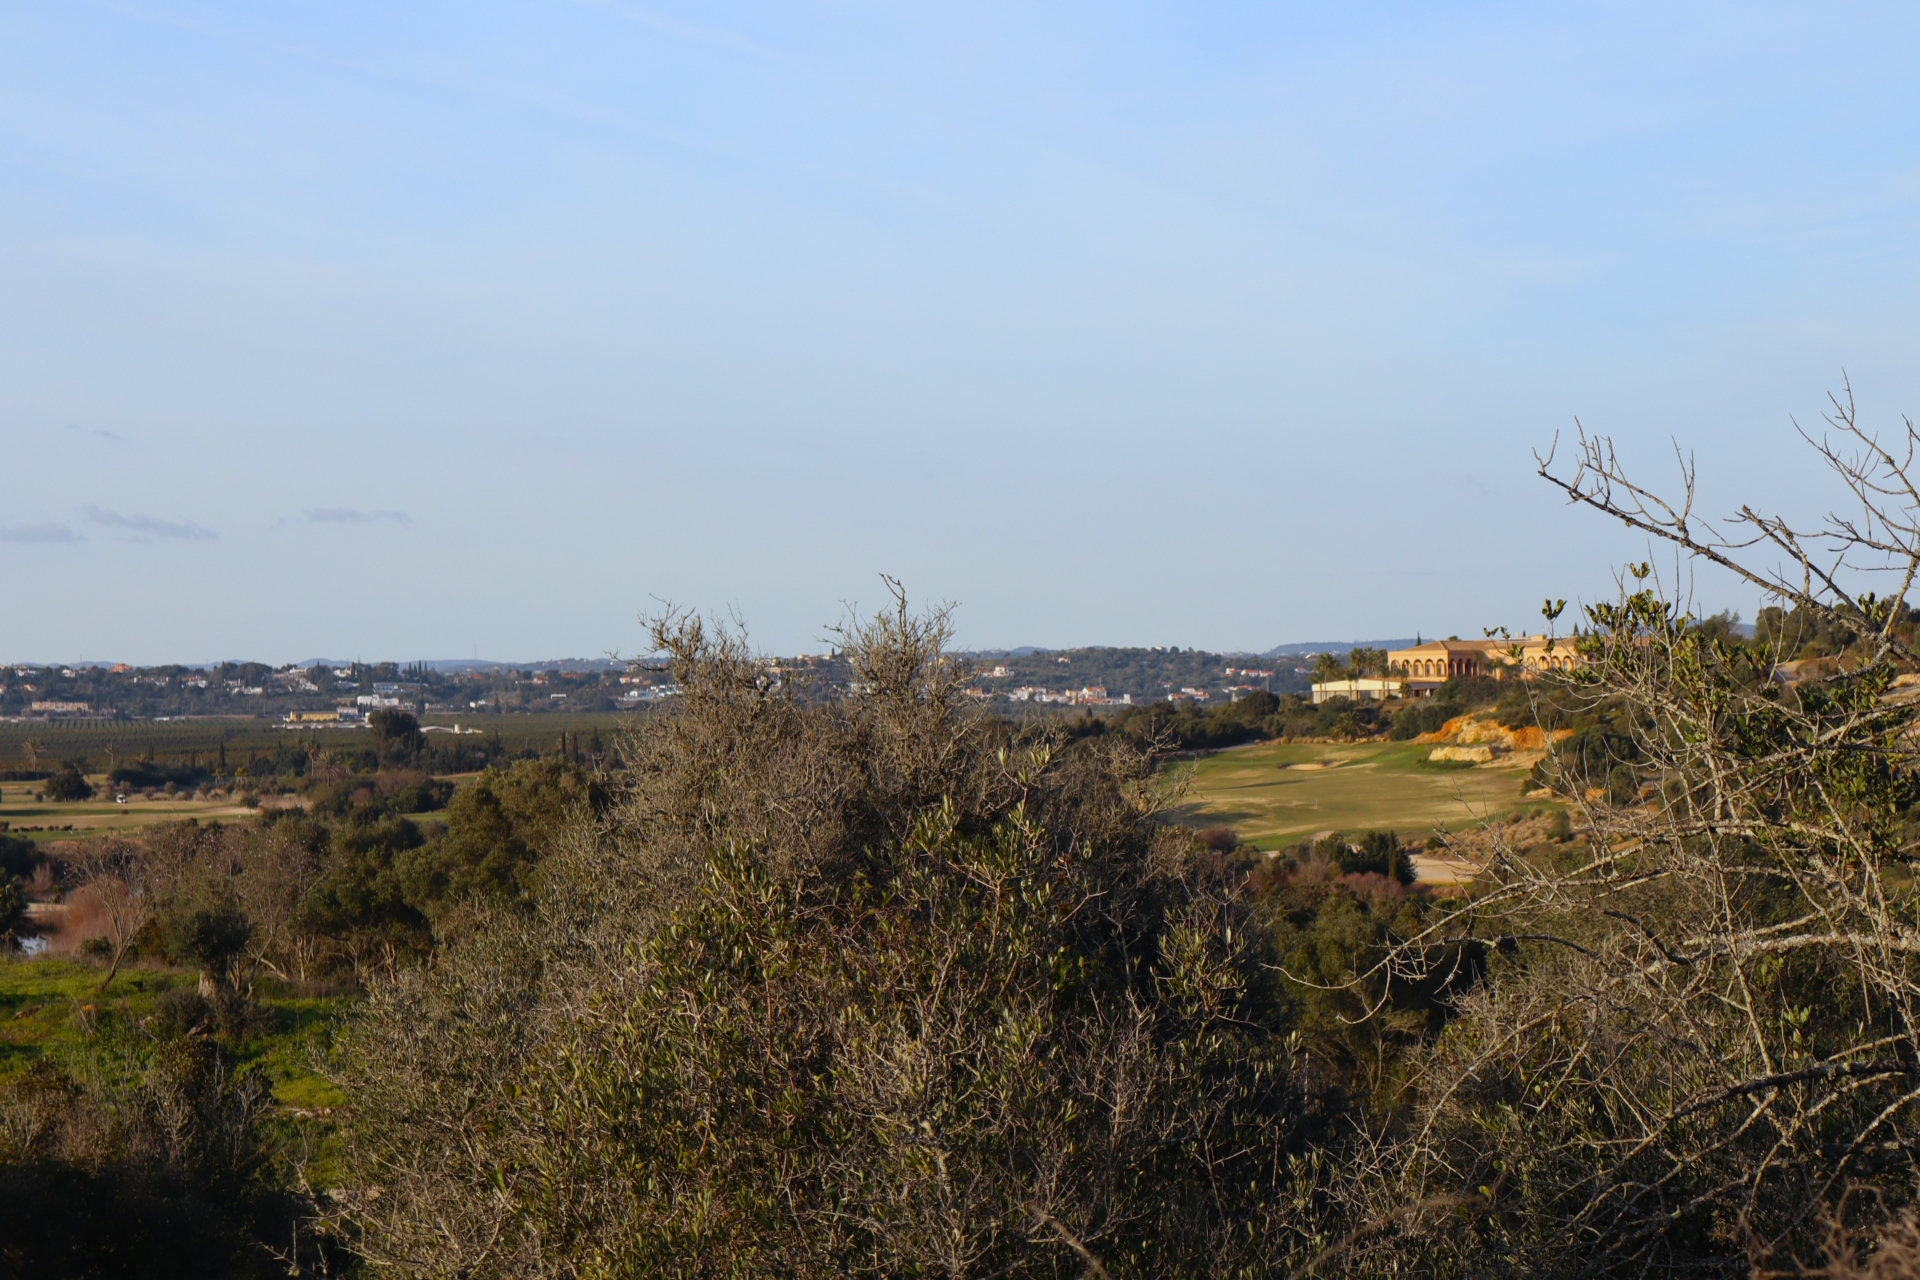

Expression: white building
xmin=1309 ymin=677 xmax=1401 ymax=704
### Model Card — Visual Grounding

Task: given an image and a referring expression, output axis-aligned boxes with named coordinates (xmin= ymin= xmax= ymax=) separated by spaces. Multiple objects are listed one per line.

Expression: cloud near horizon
xmin=302 ymin=507 xmax=412 ymax=525
xmin=0 ymin=522 xmax=82 ymax=544
xmin=82 ymin=505 xmax=218 ymax=540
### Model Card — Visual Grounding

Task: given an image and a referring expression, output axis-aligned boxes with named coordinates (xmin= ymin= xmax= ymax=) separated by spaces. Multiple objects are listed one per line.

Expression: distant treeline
xmin=0 ymin=712 xmax=638 ymax=781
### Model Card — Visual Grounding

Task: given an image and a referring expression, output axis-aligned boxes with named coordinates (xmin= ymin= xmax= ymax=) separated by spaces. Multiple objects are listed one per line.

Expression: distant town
xmin=0 ymin=657 xmax=672 ymax=726
xmin=0 ymin=641 xmax=1464 ymax=725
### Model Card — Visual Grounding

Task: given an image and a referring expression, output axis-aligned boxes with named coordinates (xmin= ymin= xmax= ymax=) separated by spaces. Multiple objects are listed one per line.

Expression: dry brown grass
xmin=37 ymin=884 xmax=112 ymax=954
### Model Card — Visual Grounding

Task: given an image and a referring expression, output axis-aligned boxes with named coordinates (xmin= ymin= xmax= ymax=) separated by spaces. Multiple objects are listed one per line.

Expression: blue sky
xmin=4 ymin=2 xmax=1919 ymax=662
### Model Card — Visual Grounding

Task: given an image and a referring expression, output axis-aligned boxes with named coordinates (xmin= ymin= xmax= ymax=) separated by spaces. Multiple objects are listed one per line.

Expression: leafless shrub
xmin=46 ymin=884 xmax=111 ymax=953
xmin=1338 ymin=871 xmax=1413 ymax=906
xmin=62 ymin=837 xmax=188 ymax=990
xmin=1317 ymin=385 xmax=1920 ymax=1276
xmin=1196 ymin=825 xmax=1240 ymax=853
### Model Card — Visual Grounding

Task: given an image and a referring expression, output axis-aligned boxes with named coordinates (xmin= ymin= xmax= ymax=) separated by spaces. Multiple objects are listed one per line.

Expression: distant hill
xmin=949 ymin=645 xmax=1311 ymax=702
xmin=1259 ymin=639 xmax=1419 ymax=658
xmin=290 ymin=657 xmax=626 ymax=674
xmin=967 ymin=642 xmax=1422 ymax=660
xmin=416 ymin=658 xmax=623 ymax=673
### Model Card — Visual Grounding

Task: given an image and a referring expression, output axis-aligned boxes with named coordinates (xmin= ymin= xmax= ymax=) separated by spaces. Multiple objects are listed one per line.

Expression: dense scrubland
xmin=9 ymin=417 xmax=1920 ymax=1276
xmin=0 ymin=736 xmax=600 ymax=1275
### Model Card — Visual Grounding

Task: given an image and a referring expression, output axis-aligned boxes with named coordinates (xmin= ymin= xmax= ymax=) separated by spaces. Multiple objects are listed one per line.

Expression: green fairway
xmin=1168 ymin=739 xmax=1556 ymax=847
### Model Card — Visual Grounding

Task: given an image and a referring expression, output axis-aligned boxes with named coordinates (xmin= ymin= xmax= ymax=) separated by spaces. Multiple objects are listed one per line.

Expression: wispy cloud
xmin=303 ymin=507 xmax=412 ymax=525
xmin=82 ymin=505 xmax=218 ymax=540
xmin=0 ymin=522 xmax=82 ymax=544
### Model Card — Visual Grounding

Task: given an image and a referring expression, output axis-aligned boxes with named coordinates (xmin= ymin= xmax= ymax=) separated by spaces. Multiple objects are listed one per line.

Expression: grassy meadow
xmin=1169 ymin=738 xmax=1560 ymax=847
xmin=0 ymin=780 xmax=255 ymax=843
xmin=0 ymin=957 xmax=350 ymax=1106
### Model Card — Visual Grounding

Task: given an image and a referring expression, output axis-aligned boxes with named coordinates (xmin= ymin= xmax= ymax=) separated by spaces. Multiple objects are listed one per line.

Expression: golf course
xmin=1169 ymin=738 xmax=1557 ymax=847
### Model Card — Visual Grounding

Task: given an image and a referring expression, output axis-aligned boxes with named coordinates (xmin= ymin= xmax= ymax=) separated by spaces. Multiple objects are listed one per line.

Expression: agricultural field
xmin=0 ymin=710 xmax=642 ymax=770
xmin=0 ymin=718 xmax=307 ymax=771
xmin=416 ymin=710 xmax=640 ymax=752
xmin=0 ymin=780 xmax=254 ymax=843
xmin=0 ymin=712 xmax=643 ymax=843
xmin=1169 ymin=738 xmax=1561 ymax=848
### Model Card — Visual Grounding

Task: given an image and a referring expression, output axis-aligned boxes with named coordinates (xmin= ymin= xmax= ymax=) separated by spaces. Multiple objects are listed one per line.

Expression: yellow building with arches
xmin=1388 ymin=635 xmax=1583 ymax=697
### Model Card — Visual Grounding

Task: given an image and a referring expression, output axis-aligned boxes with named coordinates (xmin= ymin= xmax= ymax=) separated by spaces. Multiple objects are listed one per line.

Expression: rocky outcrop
xmin=1416 ymin=714 xmax=1570 ymax=752
xmin=1429 ymin=744 xmax=1498 ymax=763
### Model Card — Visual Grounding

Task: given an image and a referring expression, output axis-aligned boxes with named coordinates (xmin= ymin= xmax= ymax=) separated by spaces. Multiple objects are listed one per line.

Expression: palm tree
xmin=1346 ymin=648 xmax=1386 ymax=697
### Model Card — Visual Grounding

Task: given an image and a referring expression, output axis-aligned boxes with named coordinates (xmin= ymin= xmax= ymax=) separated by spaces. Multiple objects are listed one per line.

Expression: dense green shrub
xmin=292 ymin=813 xmax=433 ymax=964
xmin=1491 ymin=675 xmax=1580 ymax=730
xmin=394 ymin=759 xmax=603 ymax=921
xmin=0 ymin=833 xmax=42 ymax=881
xmin=44 ymin=765 xmax=93 ymax=802
xmin=0 ymin=878 xmax=26 ymax=946
xmin=1337 ymin=829 xmax=1414 ymax=883
xmin=1533 ymin=720 xmax=1641 ymax=795
xmin=157 ymin=893 xmax=254 ymax=984
xmin=379 ymin=774 xmax=454 ymax=814
xmin=109 ymin=761 xmax=211 ymax=791
xmin=148 ymin=987 xmax=217 ymax=1039
xmin=1388 ymin=699 xmax=1454 ymax=739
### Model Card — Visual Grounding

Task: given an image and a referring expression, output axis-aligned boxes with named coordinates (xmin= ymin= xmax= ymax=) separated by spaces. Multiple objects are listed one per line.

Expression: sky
xmin=5 ymin=2 xmax=1920 ymax=663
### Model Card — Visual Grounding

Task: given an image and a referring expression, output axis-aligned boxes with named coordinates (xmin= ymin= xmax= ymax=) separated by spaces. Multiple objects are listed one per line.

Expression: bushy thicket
xmin=0 ymin=753 xmax=602 ymax=1274
xmin=331 ymin=600 xmax=1339 ymax=1278
xmin=1386 ymin=674 xmax=1504 ymax=739
xmin=43 ymin=763 xmax=94 ymax=802
xmin=1080 ymin=688 xmax=1397 ymax=752
xmin=0 ymin=1033 xmax=329 ymax=1277
xmin=229 ymin=757 xmax=603 ymax=976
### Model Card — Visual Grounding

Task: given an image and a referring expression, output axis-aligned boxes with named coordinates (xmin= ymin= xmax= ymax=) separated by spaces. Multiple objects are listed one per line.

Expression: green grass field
xmin=0 ymin=957 xmax=350 ymax=1109
xmin=1168 ymin=740 xmax=1558 ymax=847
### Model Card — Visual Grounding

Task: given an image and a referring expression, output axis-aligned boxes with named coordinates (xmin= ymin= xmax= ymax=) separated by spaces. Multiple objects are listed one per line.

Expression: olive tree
xmin=330 ymin=590 xmax=1329 ymax=1278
